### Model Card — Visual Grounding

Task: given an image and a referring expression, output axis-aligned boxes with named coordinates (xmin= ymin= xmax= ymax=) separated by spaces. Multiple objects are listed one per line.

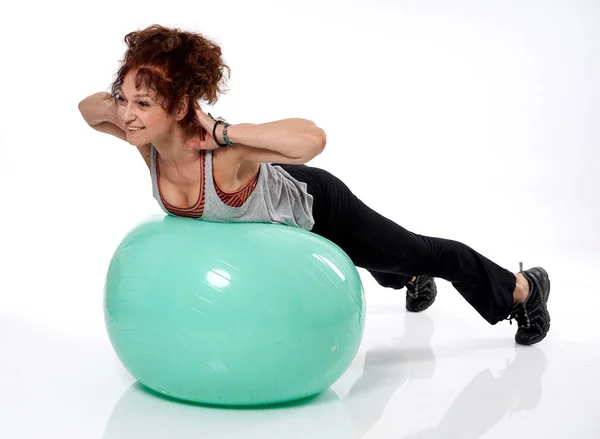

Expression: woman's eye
xmin=115 ymin=95 xmax=148 ymax=108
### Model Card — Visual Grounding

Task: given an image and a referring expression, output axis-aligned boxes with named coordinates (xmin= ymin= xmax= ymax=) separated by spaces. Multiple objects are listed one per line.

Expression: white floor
xmin=2 ymin=254 xmax=599 ymax=439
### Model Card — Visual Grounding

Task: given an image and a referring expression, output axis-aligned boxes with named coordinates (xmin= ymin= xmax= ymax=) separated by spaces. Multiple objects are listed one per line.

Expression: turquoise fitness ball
xmin=104 ymin=215 xmax=365 ymax=406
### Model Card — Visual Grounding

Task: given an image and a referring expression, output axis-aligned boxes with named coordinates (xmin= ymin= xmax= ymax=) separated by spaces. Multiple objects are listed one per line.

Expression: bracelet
xmin=208 ymin=113 xmax=231 ymax=147
xmin=222 ymin=123 xmax=233 ymax=145
xmin=212 ymin=120 xmax=228 ymax=147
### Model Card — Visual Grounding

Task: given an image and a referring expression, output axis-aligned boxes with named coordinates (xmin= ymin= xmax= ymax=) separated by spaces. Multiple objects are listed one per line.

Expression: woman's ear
xmin=175 ymin=95 xmax=189 ymax=121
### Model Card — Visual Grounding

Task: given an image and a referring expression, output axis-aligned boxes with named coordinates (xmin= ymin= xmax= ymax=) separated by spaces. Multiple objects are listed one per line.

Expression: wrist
xmin=223 ymin=123 xmax=251 ymax=145
xmin=211 ymin=120 xmax=229 ymax=147
xmin=215 ymin=123 xmax=225 ymax=141
xmin=104 ymin=96 xmax=122 ymax=127
xmin=223 ymin=123 xmax=253 ymax=145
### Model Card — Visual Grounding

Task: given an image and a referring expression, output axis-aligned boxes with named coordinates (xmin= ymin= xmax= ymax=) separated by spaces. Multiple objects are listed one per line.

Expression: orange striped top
xmin=156 ymin=150 xmax=260 ymax=219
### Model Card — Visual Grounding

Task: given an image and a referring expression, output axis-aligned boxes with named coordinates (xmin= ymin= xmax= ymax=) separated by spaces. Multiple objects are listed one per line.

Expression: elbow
xmin=295 ymin=120 xmax=326 ymax=161
xmin=315 ymin=127 xmax=327 ymax=151
xmin=302 ymin=128 xmax=326 ymax=162
xmin=309 ymin=127 xmax=326 ymax=156
xmin=299 ymin=119 xmax=326 ymax=151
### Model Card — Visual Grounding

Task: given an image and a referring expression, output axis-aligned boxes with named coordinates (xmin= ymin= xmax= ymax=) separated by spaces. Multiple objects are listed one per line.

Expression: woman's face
xmin=116 ymin=71 xmax=178 ymax=146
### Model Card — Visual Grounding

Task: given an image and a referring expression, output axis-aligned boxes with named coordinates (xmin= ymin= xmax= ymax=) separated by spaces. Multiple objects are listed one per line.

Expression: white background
xmin=1 ymin=0 xmax=599 ymax=438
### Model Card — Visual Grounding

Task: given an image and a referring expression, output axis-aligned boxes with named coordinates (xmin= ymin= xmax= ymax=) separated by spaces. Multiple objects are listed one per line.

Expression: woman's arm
xmin=194 ymin=107 xmax=327 ymax=164
xmin=78 ymin=92 xmax=151 ymax=170
xmin=78 ymin=92 xmax=124 ymax=129
xmin=216 ymin=122 xmax=323 ymax=165
xmin=224 ymin=119 xmax=326 ymax=160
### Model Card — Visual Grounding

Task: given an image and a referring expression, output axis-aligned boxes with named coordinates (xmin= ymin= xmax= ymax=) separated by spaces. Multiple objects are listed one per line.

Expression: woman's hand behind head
xmin=186 ymin=126 xmax=220 ymax=151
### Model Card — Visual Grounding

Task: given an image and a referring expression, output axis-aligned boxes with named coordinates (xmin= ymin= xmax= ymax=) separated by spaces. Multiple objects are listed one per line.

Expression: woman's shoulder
xmin=212 ymin=147 xmax=260 ymax=192
xmin=137 ymin=143 xmax=153 ymax=170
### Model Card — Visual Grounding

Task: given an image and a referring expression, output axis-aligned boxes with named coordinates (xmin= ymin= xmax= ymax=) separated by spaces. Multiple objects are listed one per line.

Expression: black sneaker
xmin=508 ymin=262 xmax=551 ymax=345
xmin=406 ymin=276 xmax=437 ymax=312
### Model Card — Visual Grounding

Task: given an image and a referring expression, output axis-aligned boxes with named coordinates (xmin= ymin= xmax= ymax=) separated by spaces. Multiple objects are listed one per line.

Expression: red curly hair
xmin=104 ymin=24 xmax=231 ymax=138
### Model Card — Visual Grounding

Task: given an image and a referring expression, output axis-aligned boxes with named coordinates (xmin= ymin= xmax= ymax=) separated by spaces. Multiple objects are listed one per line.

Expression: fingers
xmin=187 ymin=128 xmax=207 ymax=150
xmin=195 ymin=107 xmax=212 ymax=129
xmin=188 ymin=139 xmax=203 ymax=150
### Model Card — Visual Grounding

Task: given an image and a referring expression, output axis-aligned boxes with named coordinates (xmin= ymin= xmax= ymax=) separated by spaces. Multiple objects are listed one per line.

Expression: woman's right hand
xmin=104 ymin=94 xmax=126 ymax=130
xmin=79 ymin=92 xmax=124 ymax=129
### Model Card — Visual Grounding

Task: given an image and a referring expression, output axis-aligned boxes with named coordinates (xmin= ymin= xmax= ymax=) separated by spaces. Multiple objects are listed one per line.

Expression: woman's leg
xmin=277 ymin=163 xmax=516 ymax=325
xmin=331 ymin=197 xmax=516 ymax=324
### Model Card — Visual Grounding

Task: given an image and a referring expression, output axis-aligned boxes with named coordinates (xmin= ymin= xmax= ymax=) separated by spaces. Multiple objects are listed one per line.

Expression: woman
xmin=78 ymin=24 xmax=550 ymax=345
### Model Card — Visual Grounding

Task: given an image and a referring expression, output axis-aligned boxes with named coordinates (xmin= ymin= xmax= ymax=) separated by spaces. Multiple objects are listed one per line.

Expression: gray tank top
xmin=150 ymin=145 xmax=315 ymax=231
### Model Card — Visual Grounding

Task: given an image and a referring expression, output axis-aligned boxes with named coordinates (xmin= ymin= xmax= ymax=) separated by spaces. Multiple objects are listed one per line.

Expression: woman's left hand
xmin=188 ymin=106 xmax=220 ymax=150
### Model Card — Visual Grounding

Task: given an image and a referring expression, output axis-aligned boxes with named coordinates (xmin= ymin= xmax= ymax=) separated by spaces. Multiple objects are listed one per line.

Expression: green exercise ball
xmin=104 ymin=215 xmax=365 ymax=406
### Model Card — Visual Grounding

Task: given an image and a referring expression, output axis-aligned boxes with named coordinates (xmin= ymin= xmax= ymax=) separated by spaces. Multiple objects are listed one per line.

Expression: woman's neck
xmin=153 ymin=125 xmax=202 ymax=166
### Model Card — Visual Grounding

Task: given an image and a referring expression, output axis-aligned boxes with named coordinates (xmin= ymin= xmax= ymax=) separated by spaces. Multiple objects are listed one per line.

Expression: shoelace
xmin=505 ymin=262 xmax=531 ymax=328
xmin=407 ymin=276 xmax=433 ymax=300
xmin=506 ymin=302 xmax=529 ymax=327
xmin=406 ymin=281 xmax=419 ymax=299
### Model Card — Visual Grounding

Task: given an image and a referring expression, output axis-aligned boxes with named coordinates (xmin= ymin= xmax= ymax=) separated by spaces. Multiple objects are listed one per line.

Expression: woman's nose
xmin=122 ymin=104 xmax=137 ymax=122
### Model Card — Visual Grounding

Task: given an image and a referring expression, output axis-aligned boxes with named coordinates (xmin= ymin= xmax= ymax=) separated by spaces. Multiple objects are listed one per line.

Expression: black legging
xmin=276 ymin=163 xmax=516 ymax=325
